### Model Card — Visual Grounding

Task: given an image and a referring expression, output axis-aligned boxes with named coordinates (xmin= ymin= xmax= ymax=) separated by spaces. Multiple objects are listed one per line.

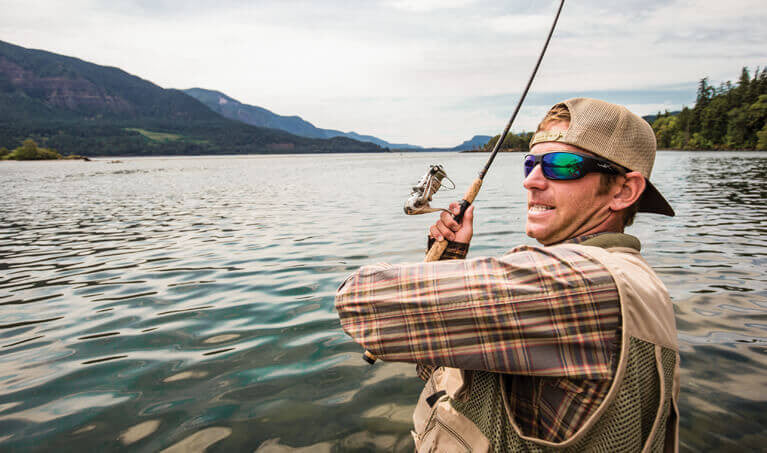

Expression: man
xmin=336 ymin=98 xmax=679 ymax=452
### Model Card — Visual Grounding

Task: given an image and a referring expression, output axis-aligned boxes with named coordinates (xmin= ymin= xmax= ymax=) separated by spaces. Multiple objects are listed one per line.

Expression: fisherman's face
xmin=523 ymin=123 xmax=616 ymax=245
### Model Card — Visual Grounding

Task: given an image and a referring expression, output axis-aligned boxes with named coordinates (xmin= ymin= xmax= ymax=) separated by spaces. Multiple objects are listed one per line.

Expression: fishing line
xmin=363 ymin=0 xmax=566 ymax=365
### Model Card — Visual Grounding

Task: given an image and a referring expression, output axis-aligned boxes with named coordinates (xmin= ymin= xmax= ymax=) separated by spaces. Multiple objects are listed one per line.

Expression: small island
xmin=0 ymin=139 xmax=89 ymax=161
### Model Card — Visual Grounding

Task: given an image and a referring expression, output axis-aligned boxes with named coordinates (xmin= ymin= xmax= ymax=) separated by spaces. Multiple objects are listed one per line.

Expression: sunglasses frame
xmin=523 ymin=151 xmax=626 ymax=180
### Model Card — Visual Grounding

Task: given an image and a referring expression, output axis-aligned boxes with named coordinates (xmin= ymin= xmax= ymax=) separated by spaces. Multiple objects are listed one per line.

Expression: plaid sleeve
xmin=335 ymin=244 xmax=620 ymax=380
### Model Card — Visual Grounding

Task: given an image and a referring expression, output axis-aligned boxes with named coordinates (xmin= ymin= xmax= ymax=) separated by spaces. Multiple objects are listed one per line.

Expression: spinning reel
xmin=403 ymin=165 xmax=455 ymax=215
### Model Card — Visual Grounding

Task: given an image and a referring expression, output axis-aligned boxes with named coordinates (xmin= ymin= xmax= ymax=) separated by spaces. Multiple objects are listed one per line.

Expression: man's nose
xmin=523 ymin=164 xmax=548 ymax=191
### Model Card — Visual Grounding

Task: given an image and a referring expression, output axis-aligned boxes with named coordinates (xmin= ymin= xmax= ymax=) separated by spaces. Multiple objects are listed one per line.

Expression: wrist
xmin=427 ymin=237 xmax=470 ymax=260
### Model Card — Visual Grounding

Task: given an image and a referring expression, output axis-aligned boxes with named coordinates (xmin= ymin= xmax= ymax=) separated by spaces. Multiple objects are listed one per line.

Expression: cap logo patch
xmin=530 ymin=130 xmax=565 ymax=146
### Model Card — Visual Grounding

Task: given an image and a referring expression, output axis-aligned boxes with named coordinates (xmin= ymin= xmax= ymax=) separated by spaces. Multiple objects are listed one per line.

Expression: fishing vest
xmin=411 ymin=241 xmax=680 ymax=452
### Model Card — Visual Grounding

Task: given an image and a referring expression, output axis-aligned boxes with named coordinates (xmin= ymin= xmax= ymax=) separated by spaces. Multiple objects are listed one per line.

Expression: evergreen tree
xmin=483 ymin=132 xmax=533 ymax=152
xmin=650 ymin=67 xmax=767 ymax=150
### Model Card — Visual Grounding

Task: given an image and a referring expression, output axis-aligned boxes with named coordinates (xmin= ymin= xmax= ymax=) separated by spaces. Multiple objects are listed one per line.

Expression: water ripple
xmin=0 ymin=152 xmax=765 ymax=451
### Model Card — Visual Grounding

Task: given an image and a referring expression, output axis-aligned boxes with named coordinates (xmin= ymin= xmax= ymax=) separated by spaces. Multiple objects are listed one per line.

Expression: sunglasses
xmin=523 ymin=152 xmax=625 ymax=180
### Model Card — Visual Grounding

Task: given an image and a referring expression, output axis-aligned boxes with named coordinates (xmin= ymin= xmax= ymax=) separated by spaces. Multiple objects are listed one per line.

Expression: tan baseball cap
xmin=529 ymin=97 xmax=674 ymax=216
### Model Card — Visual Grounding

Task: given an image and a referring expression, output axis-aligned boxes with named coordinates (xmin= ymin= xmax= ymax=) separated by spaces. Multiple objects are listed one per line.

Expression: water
xmin=0 ymin=151 xmax=765 ymax=452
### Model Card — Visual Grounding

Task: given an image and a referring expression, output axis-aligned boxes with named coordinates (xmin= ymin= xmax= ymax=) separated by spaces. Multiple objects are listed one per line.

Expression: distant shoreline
xmin=4 ymin=149 xmax=763 ymax=162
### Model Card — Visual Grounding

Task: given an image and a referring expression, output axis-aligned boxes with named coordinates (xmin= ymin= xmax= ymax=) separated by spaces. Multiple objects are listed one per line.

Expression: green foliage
xmin=652 ymin=114 xmax=677 ymax=149
xmin=125 ymin=128 xmax=183 ymax=142
xmin=483 ymin=131 xmax=534 ymax=152
xmin=3 ymin=138 xmax=63 ymax=160
xmin=757 ymin=122 xmax=767 ymax=151
xmin=0 ymin=117 xmax=383 ymax=157
xmin=652 ymin=66 xmax=767 ymax=150
xmin=687 ymin=132 xmax=714 ymax=151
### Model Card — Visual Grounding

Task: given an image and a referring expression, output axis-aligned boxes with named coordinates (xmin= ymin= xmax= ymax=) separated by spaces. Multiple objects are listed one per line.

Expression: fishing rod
xmin=363 ymin=0 xmax=566 ymax=365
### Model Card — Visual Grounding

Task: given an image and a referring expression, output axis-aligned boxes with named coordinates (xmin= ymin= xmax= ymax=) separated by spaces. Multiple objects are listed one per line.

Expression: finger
xmin=440 ymin=211 xmax=460 ymax=231
xmin=436 ymin=222 xmax=455 ymax=241
xmin=462 ymin=205 xmax=475 ymax=227
xmin=429 ymin=225 xmax=443 ymax=241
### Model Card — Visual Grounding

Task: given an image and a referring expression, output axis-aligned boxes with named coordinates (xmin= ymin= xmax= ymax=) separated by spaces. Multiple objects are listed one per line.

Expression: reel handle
xmin=364 ymin=177 xmax=484 ymax=364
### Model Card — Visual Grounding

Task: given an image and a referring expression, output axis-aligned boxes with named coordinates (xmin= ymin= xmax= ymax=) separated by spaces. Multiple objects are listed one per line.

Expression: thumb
xmin=462 ymin=205 xmax=474 ymax=227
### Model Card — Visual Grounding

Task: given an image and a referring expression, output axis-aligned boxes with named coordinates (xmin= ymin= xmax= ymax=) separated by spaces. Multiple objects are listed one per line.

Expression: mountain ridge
xmin=183 ymin=88 xmax=422 ymax=149
xmin=0 ymin=40 xmax=382 ymax=156
xmin=0 ymin=39 xmax=485 ymax=155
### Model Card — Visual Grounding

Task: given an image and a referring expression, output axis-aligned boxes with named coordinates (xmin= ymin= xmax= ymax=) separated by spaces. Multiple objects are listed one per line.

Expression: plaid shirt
xmin=336 ymin=234 xmax=626 ymax=442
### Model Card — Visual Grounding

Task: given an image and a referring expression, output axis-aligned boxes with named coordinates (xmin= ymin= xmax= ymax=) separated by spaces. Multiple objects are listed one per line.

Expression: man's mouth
xmin=528 ymin=204 xmax=554 ymax=213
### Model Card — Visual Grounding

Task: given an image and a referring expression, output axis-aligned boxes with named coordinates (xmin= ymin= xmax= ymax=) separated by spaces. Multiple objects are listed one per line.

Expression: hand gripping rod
xmin=363 ymin=0 xmax=566 ymax=365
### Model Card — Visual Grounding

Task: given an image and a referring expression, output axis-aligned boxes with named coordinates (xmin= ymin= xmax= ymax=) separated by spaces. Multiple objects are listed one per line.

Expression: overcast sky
xmin=1 ymin=0 xmax=765 ymax=147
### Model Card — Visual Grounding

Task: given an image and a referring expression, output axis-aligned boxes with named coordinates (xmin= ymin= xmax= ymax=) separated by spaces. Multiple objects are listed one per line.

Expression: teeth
xmin=529 ymin=205 xmax=553 ymax=212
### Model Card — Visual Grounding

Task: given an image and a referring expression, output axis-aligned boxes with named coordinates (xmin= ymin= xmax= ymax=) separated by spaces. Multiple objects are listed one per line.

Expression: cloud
xmin=0 ymin=0 xmax=764 ymax=146
xmin=487 ymin=14 xmax=556 ymax=35
xmin=383 ymin=0 xmax=478 ymax=13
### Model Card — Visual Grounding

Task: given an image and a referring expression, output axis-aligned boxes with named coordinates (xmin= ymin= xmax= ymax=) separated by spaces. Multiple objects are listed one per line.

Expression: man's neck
xmin=578 ymin=211 xmax=625 ymax=237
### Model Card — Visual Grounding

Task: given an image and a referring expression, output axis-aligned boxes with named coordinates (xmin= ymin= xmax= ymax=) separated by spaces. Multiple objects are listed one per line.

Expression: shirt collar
xmin=563 ymin=232 xmax=641 ymax=251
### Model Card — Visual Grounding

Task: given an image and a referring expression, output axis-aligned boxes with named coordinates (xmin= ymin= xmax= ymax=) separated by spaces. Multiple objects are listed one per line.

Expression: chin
xmin=526 ymin=225 xmax=558 ymax=245
xmin=525 ymin=224 xmax=547 ymax=243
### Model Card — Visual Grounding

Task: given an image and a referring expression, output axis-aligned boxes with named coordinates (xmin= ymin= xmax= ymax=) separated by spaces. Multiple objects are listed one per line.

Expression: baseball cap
xmin=529 ymin=97 xmax=675 ymax=216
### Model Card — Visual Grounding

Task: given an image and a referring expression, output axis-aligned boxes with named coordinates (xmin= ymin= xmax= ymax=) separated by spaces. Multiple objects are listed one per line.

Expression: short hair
xmin=537 ymin=103 xmax=640 ymax=228
xmin=536 ymin=103 xmax=571 ymax=132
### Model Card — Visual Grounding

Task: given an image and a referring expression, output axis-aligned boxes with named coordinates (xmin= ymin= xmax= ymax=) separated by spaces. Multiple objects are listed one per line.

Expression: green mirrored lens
xmin=543 ymin=153 xmax=584 ymax=179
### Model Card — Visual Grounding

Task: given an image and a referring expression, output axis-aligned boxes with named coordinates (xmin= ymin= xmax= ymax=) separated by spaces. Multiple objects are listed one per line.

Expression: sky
xmin=1 ymin=0 xmax=765 ymax=147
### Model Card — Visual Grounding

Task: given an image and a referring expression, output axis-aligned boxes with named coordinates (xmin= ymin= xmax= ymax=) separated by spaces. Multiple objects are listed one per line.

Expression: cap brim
xmin=639 ymin=179 xmax=675 ymax=216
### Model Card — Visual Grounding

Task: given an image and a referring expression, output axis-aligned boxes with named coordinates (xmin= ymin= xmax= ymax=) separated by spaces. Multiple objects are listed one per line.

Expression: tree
xmin=726 ymin=106 xmax=750 ymax=148
xmin=757 ymin=122 xmax=767 ymax=151
xmin=13 ymin=139 xmax=42 ymax=159
xmin=699 ymin=96 xmax=729 ymax=145
xmin=5 ymin=138 xmax=63 ymax=160
xmin=687 ymin=132 xmax=713 ymax=150
xmin=652 ymin=116 xmax=677 ymax=149
xmin=696 ymin=77 xmax=714 ymax=108
xmin=651 ymin=67 xmax=767 ymax=150
xmin=483 ymin=131 xmax=533 ymax=152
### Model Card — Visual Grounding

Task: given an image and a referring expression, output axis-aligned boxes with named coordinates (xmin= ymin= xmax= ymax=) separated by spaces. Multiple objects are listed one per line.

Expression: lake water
xmin=0 ymin=151 xmax=765 ymax=452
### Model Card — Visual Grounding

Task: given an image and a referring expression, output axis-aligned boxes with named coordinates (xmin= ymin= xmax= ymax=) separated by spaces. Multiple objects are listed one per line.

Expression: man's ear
xmin=610 ymin=171 xmax=645 ymax=211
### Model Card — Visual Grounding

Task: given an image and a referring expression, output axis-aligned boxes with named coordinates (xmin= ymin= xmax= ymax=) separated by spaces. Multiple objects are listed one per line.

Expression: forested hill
xmin=184 ymin=88 xmax=422 ymax=149
xmin=651 ymin=67 xmax=767 ymax=150
xmin=0 ymin=40 xmax=382 ymax=156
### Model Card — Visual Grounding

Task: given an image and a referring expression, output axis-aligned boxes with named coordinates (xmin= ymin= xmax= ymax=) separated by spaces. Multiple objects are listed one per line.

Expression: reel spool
xmin=403 ymin=165 xmax=455 ymax=215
